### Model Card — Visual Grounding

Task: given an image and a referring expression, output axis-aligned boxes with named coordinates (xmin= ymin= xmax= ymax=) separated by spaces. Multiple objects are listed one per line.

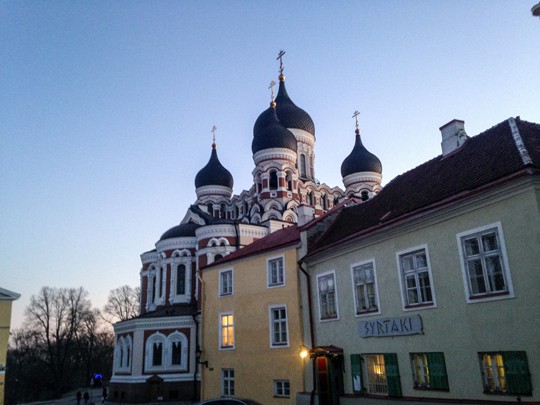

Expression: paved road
xmin=22 ymin=388 xmax=195 ymax=405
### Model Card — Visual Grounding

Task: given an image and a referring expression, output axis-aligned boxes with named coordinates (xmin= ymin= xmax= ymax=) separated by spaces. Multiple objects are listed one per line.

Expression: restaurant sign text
xmin=359 ymin=315 xmax=423 ymax=338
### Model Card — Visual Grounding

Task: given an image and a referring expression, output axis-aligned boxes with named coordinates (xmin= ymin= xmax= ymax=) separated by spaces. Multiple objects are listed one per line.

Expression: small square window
xmin=274 ymin=380 xmax=290 ymax=397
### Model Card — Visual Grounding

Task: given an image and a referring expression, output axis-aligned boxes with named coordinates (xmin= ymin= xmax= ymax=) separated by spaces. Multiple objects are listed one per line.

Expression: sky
xmin=1 ymin=1 xmax=539 ymax=330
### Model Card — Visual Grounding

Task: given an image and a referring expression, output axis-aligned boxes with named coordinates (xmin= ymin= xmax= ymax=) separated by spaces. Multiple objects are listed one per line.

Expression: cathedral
xmin=109 ymin=53 xmax=382 ymax=402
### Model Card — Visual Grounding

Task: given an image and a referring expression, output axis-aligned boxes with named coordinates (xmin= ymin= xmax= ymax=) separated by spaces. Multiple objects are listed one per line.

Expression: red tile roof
xmin=307 ymin=118 xmax=540 ymax=256
xmin=203 ymin=225 xmax=300 ymax=269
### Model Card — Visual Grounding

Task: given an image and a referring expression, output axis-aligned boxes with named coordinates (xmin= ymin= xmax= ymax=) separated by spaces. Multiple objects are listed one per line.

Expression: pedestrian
xmin=76 ymin=391 xmax=82 ymax=405
xmin=101 ymin=386 xmax=107 ymax=404
xmin=83 ymin=390 xmax=89 ymax=405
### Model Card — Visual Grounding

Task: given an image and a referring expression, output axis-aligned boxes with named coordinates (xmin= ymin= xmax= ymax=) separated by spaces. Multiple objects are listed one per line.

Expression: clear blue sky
xmin=2 ymin=1 xmax=539 ymax=329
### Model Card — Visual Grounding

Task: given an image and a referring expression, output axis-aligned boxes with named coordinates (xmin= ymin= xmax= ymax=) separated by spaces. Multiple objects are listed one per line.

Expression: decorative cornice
xmin=114 ymin=316 xmax=196 ymax=333
xmin=253 ymin=149 xmax=297 ymax=165
xmin=343 ymin=171 xmax=382 ymax=188
xmin=155 ymin=237 xmax=197 ymax=252
xmin=195 ymin=224 xmax=237 ymax=239
xmin=140 ymin=251 xmax=158 ymax=264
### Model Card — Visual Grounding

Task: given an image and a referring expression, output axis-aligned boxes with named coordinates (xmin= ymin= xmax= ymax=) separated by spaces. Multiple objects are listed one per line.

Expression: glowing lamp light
xmin=299 ymin=345 xmax=309 ymax=359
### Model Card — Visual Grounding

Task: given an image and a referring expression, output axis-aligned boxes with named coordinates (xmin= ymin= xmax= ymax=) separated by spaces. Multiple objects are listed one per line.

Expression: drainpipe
xmin=193 ymin=267 xmax=205 ymax=401
xmin=298 ymin=261 xmax=316 ymax=405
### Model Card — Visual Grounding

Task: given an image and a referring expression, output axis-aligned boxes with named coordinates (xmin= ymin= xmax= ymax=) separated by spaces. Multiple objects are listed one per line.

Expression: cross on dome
xmin=352 ymin=110 xmax=361 ymax=134
xmin=211 ymin=125 xmax=217 ymax=148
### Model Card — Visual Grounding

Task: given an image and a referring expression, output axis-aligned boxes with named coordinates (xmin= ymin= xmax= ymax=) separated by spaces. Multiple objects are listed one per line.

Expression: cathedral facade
xmin=109 ymin=55 xmax=382 ymax=402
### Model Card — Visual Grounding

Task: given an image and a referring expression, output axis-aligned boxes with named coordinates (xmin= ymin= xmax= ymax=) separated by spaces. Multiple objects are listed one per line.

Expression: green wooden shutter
xmin=350 ymin=354 xmax=363 ymax=393
xmin=426 ymin=352 xmax=449 ymax=390
xmin=384 ymin=353 xmax=402 ymax=397
xmin=502 ymin=351 xmax=532 ymax=395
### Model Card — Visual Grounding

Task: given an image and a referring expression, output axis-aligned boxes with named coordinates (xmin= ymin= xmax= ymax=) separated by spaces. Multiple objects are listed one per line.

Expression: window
xmin=270 ymin=170 xmax=278 ymax=190
xmin=321 ymin=194 xmax=328 ymax=210
xmin=176 ymin=264 xmax=186 ymax=295
xmin=352 ymin=261 xmax=378 ymax=314
xmin=458 ymin=224 xmax=513 ymax=302
xmin=318 ymin=272 xmax=338 ymax=320
xmin=268 ymin=257 xmax=285 ymax=287
xmin=222 ymin=369 xmax=235 ymax=396
xmin=167 ymin=332 xmax=188 ymax=369
xmin=219 ymin=269 xmax=233 ymax=296
xmin=300 ymin=154 xmax=307 ymax=178
xmin=220 ymin=313 xmax=235 ymax=349
xmin=410 ymin=353 xmax=449 ymax=390
xmin=115 ymin=335 xmax=133 ymax=372
xmin=479 ymin=352 xmax=531 ymax=395
xmin=397 ymin=247 xmax=435 ymax=308
xmin=365 ymin=353 xmax=402 ymax=397
xmin=274 ymin=380 xmax=290 ymax=397
xmin=270 ymin=305 xmax=289 ymax=347
xmin=171 ymin=341 xmax=181 ymax=365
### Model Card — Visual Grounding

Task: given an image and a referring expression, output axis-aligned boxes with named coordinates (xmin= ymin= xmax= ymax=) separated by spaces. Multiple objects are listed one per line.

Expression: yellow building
xmin=0 ymin=287 xmax=20 ymax=405
xmin=200 ymin=225 xmax=305 ymax=404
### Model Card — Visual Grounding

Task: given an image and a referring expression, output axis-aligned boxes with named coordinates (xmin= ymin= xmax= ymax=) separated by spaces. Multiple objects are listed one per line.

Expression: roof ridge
xmin=508 ymin=117 xmax=533 ymax=166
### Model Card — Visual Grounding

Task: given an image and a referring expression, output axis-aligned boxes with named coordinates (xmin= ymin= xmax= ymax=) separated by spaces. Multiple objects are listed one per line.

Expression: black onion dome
xmin=274 ymin=79 xmax=315 ymax=135
xmin=252 ymin=106 xmax=298 ymax=154
xmin=341 ymin=130 xmax=382 ymax=177
xmin=160 ymin=222 xmax=201 ymax=241
xmin=195 ymin=145 xmax=234 ymax=189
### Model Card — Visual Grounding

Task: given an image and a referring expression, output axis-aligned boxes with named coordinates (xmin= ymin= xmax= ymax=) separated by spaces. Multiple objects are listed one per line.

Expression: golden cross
xmin=352 ymin=111 xmax=360 ymax=131
xmin=277 ymin=50 xmax=286 ymax=75
xmin=211 ymin=125 xmax=217 ymax=145
xmin=269 ymin=80 xmax=276 ymax=102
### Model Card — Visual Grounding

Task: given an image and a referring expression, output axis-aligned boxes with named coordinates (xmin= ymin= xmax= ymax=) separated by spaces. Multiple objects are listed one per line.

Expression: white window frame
xmin=219 ymin=269 xmax=234 ymax=297
xmin=479 ymin=353 xmax=507 ymax=393
xmin=396 ymin=245 xmax=437 ymax=310
xmin=144 ymin=332 xmax=167 ymax=372
xmin=167 ymin=331 xmax=188 ymax=371
xmin=317 ymin=270 xmax=339 ymax=321
xmin=456 ymin=222 xmax=514 ymax=303
xmin=267 ymin=256 xmax=285 ymax=288
xmin=350 ymin=259 xmax=380 ymax=316
xmin=222 ymin=368 xmax=235 ymax=396
xmin=274 ymin=380 xmax=291 ymax=397
xmin=269 ymin=305 xmax=290 ymax=348
xmin=219 ymin=312 xmax=235 ymax=350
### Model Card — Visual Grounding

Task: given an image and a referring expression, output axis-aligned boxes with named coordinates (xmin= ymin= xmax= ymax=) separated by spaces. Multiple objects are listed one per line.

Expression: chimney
xmin=297 ymin=204 xmax=315 ymax=227
xmin=440 ymin=119 xmax=468 ymax=156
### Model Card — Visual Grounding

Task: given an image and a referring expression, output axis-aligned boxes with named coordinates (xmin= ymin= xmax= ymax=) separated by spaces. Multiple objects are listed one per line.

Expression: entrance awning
xmin=309 ymin=345 xmax=343 ymax=359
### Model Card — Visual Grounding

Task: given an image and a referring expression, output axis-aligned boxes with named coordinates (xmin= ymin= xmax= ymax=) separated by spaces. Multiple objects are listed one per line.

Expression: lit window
xmin=219 ymin=269 xmax=233 ymax=296
xmin=268 ymin=257 xmax=285 ymax=287
xmin=397 ymin=247 xmax=435 ymax=308
xmin=410 ymin=353 xmax=449 ymax=390
xmin=479 ymin=352 xmax=531 ymax=395
xmin=222 ymin=369 xmax=235 ymax=396
xmin=220 ymin=313 xmax=234 ymax=349
xmin=270 ymin=305 xmax=289 ymax=347
xmin=274 ymin=380 xmax=290 ymax=397
xmin=317 ymin=272 xmax=338 ymax=320
xmin=365 ymin=353 xmax=402 ymax=397
xmin=458 ymin=224 xmax=513 ymax=302
xmin=352 ymin=261 xmax=378 ymax=314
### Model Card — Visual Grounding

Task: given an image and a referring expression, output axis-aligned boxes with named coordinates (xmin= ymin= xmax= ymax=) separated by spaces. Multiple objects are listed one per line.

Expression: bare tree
xmin=102 ymin=285 xmax=140 ymax=323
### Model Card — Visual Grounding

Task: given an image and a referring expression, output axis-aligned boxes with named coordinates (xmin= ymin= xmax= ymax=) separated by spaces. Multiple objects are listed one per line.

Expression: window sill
xmin=404 ymin=302 xmax=434 ymax=309
xmin=413 ymin=386 xmax=449 ymax=392
xmin=470 ymin=291 xmax=509 ymax=300
xmin=357 ymin=308 xmax=378 ymax=315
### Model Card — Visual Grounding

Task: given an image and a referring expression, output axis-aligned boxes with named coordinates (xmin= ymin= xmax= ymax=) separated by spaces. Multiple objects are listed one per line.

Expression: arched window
xmin=220 ymin=203 xmax=226 ymax=218
xmin=361 ymin=191 xmax=369 ymax=201
xmin=176 ymin=264 xmax=186 ymax=295
xmin=158 ymin=267 xmax=163 ymax=298
xmin=269 ymin=170 xmax=278 ymax=190
xmin=308 ymin=191 xmax=314 ymax=206
xmin=286 ymin=171 xmax=293 ymax=191
xmin=300 ymin=154 xmax=307 ymax=178
xmin=322 ymin=194 xmax=328 ymax=210
xmin=145 ymin=333 xmax=166 ymax=370
xmin=151 ymin=276 xmax=156 ymax=303
xmin=167 ymin=332 xmax=188 ymax=370
xmin=215 ymin=254 xmax=223 ymax=261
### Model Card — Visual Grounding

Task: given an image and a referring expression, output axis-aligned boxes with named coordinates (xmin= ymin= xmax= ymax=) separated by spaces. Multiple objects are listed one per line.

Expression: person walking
xmin=101 ymin=386 xmax=107 ymax=404
xmin=83 ymin=391 xmax=89 ymax=405
xmin=76 ymin=391 xmax=82 ymax=405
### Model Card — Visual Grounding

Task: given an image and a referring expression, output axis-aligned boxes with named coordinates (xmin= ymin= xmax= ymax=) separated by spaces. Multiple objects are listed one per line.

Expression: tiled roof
xmin=203 ymin=225 xmax=300 ymax=269
xmin=308 ymin=118 xmax=540 ymax=255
